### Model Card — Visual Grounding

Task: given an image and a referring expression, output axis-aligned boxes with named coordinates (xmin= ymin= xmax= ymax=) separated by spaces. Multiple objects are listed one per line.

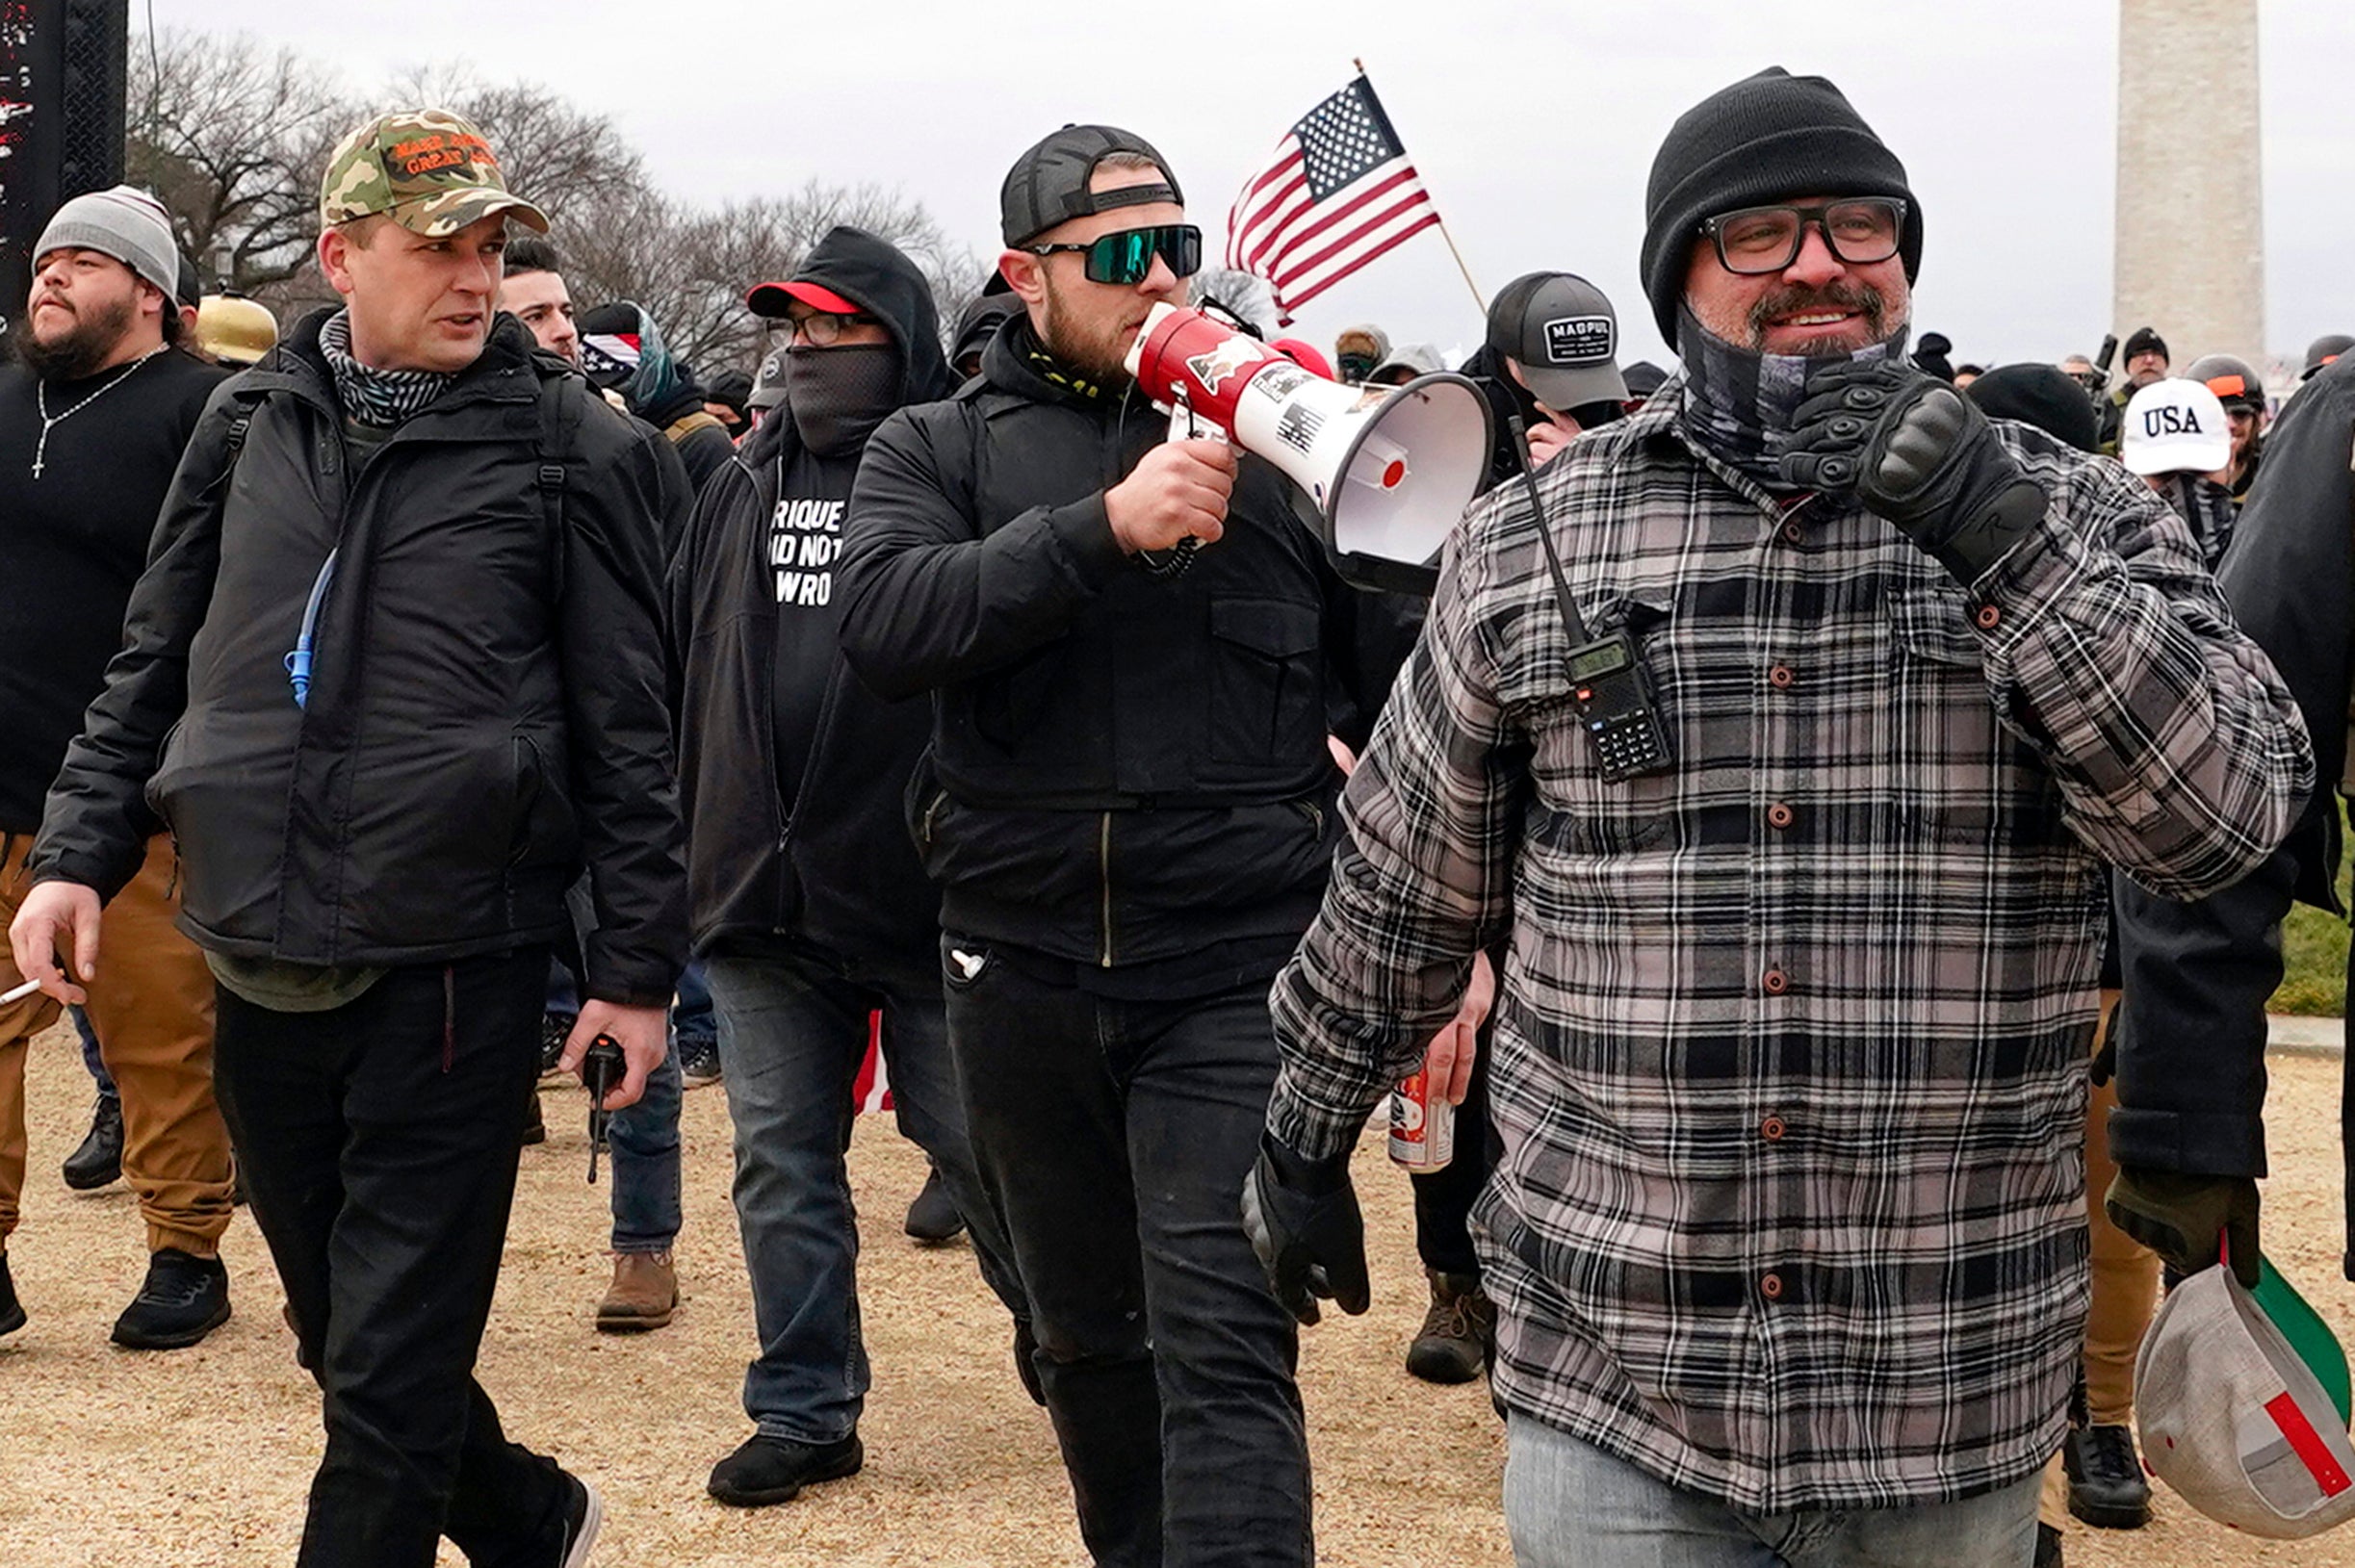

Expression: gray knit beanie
xmin=33 ymin=185 xmax=181 ymax=300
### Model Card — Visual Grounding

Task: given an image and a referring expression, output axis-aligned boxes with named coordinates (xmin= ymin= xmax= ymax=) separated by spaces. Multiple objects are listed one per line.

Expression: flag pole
xmin=1356 ymin=58 xmax=1487 ymax=316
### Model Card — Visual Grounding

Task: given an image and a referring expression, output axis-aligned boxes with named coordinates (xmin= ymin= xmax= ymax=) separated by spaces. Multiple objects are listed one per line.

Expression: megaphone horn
xmin=1125 ymin=304 xmax=1492 ymax=596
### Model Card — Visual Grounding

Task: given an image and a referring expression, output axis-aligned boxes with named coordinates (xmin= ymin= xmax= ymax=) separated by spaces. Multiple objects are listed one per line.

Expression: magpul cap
xmin=320 ymin=109 xmax=549 ymax=237
xmin=2137 ymin=1259 xmax=2355 ymax=1539
xmin=1485 ymin=270 xmax=1628 ymax=412
xmin=1000 ymin=124 xmax=1182 ymax=246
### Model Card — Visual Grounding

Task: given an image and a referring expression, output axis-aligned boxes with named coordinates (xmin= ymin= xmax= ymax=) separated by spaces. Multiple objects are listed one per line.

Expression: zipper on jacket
xmin=441 ymin=964 xmax=455 ymax=1073
xmin=1098 ymin=811 xmax=1115 ymax=967
xmin=919 ymin=787 xmax=949 ymax=849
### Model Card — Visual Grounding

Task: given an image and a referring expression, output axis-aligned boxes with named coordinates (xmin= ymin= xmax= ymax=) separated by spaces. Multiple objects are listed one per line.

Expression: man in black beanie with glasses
xmin=1248 ymin=66 xmax=2309 ymax=1567
xmin=838 ymin=124 xmax=1414 ymax=1568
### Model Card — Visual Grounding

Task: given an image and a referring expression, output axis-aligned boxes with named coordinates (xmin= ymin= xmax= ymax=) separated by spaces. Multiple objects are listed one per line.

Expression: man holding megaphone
xmin=839 ymin=124 xmax=1419 ymax=1568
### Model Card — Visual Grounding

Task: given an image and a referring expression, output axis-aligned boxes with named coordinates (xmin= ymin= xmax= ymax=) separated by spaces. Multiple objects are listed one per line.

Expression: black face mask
xmin=786 ymin=343 xmax=899 ymax=455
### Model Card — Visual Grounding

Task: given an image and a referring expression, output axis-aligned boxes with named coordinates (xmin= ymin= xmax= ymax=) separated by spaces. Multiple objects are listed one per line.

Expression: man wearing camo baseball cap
xmin=14 ymin=105 xmax=686 ymax=1567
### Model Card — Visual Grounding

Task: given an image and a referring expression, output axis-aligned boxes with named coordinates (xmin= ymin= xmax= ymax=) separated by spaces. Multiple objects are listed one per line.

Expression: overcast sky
xmin=152 ymin=0 xmax=2351 ymax=373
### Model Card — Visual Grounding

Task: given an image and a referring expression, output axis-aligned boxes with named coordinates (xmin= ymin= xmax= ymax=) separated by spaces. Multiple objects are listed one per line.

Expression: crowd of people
xmin=0 ymin=64 xmax=2347 ymax=1568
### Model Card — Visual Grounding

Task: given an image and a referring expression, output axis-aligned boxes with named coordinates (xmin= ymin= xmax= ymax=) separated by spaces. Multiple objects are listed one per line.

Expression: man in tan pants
xmin=0 ymin=185 xmax=237 ymax=1348
xmin=1 ymin=835 xmax=233 ymax=1344
xmin=2035 ymin=990 xmax=2161 ymax=1567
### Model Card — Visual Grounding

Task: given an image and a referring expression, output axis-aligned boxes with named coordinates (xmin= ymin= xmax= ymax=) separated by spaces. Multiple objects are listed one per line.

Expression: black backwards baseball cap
xmin=1486 ymin=271 xmax=1628 ymax=411
xmin=1000 ymin=124 xmax=1183 ymax=246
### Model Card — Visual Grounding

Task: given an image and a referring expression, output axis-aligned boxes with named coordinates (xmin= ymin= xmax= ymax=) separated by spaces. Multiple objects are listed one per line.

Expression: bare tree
xmin=125 ymin=31 xmax=987 ymax=378
xmin=125 ymin=30 xmax=347 ymax=296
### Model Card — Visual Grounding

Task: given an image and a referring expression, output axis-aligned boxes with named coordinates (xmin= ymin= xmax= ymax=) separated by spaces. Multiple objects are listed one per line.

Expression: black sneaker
xmin=677 ymin=1034 xmax=722 ymax=1091
xmin=521 ymin=1091 xmax=547 ymax=1147
xmin=62 ymin=1092 xmax=123 ymax=1191
xmin=0 ymin=1251 xmax=25 ymax=1338
xmin=903 ymin=1167 xmax=967 ymax=1244
xmin=2034 ymin=1520 xmax=2064 ymax=1568
xmin=707 ymin=1432 xmax=863 ymax=1507
xmin=555 ymin=1472 xmax=602 ymax=1567
xmin=111 ymin=1247 xmax=231 ymax=1350
xmin=2064 ymin=1422 xmax=2151 ymax=1529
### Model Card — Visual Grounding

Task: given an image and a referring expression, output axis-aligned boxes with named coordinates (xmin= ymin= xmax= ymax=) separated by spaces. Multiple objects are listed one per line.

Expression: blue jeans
xmin=73 ymin=1005 xmax=116 ymax=1099
xmin=673 ymin=961 xmax=716 ymax=1052
xmin=943 ymin=941 xmax=1309 ymax=1568
xmin=1502 ymin=1415 xmax=2041 ymax=1567
xmin=708 ymin=938 xmax=1023 ymax=1445
xmin=606 ymin=1041 xmax=683 ymax=1253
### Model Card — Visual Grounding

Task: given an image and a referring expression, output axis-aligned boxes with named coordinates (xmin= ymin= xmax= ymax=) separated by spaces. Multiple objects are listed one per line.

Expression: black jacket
xmin=669 ymin=225 xmax=950 ymax=961
xmin=837 ymin=316 xmax=1417 ymax=970
xmin=2110 ymin=355 xmax=2355 ymax=1228
xmin=31 ymin=310 xmax=688 ymax=1005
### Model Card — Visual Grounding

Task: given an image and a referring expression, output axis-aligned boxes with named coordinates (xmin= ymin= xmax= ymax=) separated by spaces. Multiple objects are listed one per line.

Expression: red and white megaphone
xmin=1123 ymin=303 xmax=1492 ymax=595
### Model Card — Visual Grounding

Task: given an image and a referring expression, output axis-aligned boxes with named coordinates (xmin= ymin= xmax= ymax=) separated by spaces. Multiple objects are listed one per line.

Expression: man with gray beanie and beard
xmin=1245 ymin=66 xmax=2311 ymax=1565
xmin=0 ymin=185 xmax=233 ymax=1350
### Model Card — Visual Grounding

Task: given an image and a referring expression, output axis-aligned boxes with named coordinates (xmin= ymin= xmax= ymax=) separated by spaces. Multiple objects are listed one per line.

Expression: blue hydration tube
xmin=284 ymin=549 xmax=338 ymax=709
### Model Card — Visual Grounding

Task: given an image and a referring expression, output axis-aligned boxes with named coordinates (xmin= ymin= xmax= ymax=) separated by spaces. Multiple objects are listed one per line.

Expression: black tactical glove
xmin=1241 ymin=1132 xmax=1370 ymax=1325
xmin=1781 ymin=361 xmax=2050 ymax=584
xmin=2106 ymin=1167 xmax=2261 ymax=1288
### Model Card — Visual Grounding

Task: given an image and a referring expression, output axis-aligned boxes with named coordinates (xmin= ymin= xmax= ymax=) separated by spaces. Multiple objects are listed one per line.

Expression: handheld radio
xmin=1508 ymin=418 xmax=1672 ymax=783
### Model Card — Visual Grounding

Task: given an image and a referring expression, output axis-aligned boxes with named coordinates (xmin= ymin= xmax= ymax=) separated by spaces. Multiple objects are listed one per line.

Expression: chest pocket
xmin=1524 ymin=594 xmax=1680 ymax=855
xmin=1206 ymin=598 xmax=1324 ymax=763
xmin=1885 ymin=583 xmax=2064 ymax=845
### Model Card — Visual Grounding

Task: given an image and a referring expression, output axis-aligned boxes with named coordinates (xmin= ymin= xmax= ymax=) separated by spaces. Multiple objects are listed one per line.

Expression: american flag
xmin=1225 ymin=75 xmax=1442 ymax=324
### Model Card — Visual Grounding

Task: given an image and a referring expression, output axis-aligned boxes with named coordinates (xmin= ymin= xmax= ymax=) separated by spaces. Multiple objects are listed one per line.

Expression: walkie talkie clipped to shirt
xmin=1508 ymin=417 xmax=1672 ymax=782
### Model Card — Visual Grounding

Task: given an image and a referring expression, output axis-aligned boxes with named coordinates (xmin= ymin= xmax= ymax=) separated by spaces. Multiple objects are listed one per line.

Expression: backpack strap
xmin=533 ymin=368 xmax=587 ymax=602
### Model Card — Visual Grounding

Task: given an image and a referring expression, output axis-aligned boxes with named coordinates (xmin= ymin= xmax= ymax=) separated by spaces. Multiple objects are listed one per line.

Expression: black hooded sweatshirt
xmin=668 ymin=225 xmax=950 ymax=962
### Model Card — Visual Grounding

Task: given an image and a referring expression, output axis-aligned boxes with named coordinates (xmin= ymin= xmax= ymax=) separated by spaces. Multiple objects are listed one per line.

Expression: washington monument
xmin=2113 ymin=0 xmax=2265 ymax=367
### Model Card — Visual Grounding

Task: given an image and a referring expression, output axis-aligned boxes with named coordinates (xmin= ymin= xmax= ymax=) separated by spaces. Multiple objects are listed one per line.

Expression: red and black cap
xmin=745 ymin=275 xmax=867 ymax=320
xmin=999 ymin=124 xmax=1182 ymax=247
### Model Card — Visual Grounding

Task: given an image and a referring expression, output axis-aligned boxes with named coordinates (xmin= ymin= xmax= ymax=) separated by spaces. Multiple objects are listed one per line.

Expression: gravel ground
xmin=3 ymin=1024 xmax=2353 ymax=1565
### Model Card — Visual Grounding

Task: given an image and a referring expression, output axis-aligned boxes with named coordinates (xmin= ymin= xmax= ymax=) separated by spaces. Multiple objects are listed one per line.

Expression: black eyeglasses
xmin=1699 ymin=198 xmax=1907 ymax=275
xmin=1023 ymin=224 xmax=1203 ymax=286
xmin=783 ymin=310 xmax=881 ymax=347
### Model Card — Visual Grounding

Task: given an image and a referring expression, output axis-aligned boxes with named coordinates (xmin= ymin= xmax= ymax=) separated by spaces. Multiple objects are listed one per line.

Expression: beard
xmin=1035 ymin=275 xmax=1143 ymax=388
xmin=13 ymin=293 xmax=139 ymax=381
xmin=1741 ymin=279 xmax=1895 ymax=356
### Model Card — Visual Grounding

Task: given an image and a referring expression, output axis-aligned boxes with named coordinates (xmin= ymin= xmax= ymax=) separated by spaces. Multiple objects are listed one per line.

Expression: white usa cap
xmin=2137 ymin=1260 xmax=2355 ymax=1539
xmin=2121 ymin=377 xmax=2232 ymax=476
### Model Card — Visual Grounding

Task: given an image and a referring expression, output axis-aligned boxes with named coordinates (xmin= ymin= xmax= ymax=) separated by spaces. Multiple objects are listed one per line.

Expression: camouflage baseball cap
xmin=320 ymin=109 xmax=550 ymax=237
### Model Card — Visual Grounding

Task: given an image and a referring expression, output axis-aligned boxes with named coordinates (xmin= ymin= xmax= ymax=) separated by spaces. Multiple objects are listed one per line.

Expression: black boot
xmin=2064 ymin=1423 xmax=2152 ymax=1529
xmin=62 ymin=1092 xmax=123 ymax=1191
xmin=0 ymin=1251 xmax=24 ymax=1337
xmin=1406 ymin=1269 xmax=1496 ymax=1385
xmin=112 ymin=1247 xmax=231 ymax=1350
xmin=2034 ymin=1520 xmax=2064 ymax=1568
xmin=903 ymin=1166 xmax=967 ymax=1243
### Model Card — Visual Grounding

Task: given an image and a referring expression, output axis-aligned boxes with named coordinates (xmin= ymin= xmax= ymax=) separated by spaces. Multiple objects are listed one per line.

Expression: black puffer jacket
xmin=838 ymin=315 xmax=1417 ymax=970
xmin=669 ymin=225 xmax=950 ymax=961
xmin=32 ymin=309 xmax=688 ymax=1004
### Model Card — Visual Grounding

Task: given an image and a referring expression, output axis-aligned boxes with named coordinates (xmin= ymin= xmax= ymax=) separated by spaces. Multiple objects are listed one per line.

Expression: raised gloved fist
xmin=1780 ymin=361 xmax=2049 ymax=585
xmin=2105 ymin=1166 xmax=2261 ymax=1288
xmin=1241 ymin=1132 xmax=1370 ymax=1326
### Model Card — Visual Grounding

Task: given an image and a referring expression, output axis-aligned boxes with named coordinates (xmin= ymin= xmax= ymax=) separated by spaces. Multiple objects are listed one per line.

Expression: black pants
xmin=1410 ymin=1015 xmax=1495 ymax=1279
xmin=943 ymin=938 xmax=1310 ymax=1568
xmin=212 ymin=949 xmax=569 ymax=1568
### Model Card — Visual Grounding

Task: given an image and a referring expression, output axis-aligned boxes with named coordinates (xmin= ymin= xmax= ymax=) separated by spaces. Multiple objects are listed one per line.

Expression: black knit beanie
xmin=1965 ymin=363 xmax=2099 ymax=453
xmin=1640 ymin=67 xmax=1923 ymax=344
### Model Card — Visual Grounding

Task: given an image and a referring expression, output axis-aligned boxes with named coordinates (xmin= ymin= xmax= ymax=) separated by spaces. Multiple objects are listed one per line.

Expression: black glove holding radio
xmin=1241 ymin=1133 xmax=1370 ymax=1325
xmin=1781 ymin=362 xmax=2049 ymax=585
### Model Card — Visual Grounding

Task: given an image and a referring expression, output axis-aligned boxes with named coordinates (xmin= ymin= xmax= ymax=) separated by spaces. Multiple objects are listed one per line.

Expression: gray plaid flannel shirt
xmin=1267 ymin=381 xmax=2312 ymax=1512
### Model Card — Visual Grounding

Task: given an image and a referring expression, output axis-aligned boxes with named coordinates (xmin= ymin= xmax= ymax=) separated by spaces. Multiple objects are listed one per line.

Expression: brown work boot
xmin=1406 ymin=1268 xmax=1495 ymax=1385
xmin=595 ymin=1250 xmax=678 ymax=1333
